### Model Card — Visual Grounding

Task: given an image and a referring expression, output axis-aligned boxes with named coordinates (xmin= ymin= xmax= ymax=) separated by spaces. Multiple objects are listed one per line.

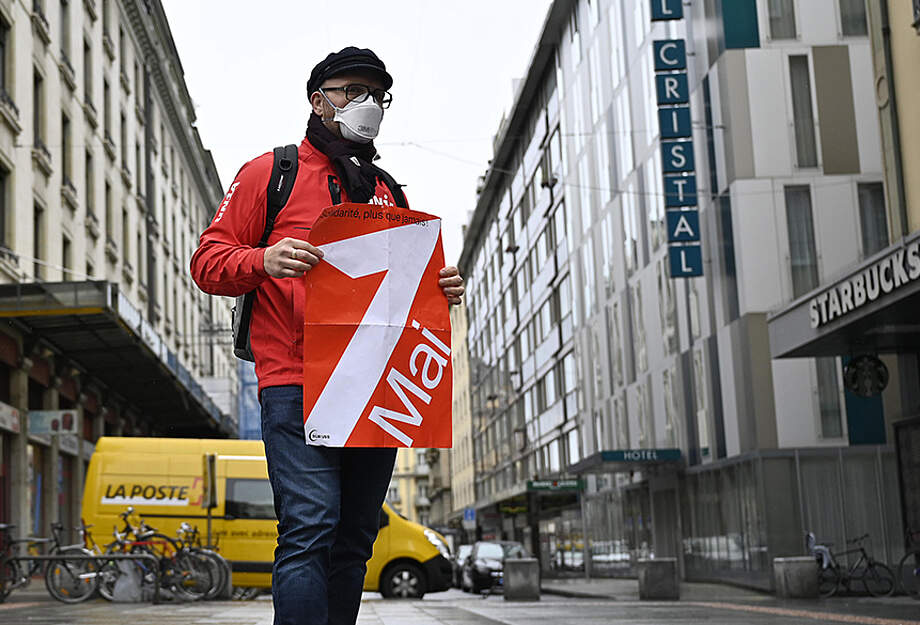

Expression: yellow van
xmin=81 ymin=437 xmax=452 ymax=598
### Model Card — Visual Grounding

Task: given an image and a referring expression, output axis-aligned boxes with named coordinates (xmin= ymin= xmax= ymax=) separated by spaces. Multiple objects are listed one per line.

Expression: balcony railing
xmin=59 ymin=54 xmax=76 ymax=91
xmin=0 ymin=88 xmax=21 ymax=134
xmin=31 ymin=1 xmax=50 ymax=44
xmin=31 ymin=138 xmax=53 ymax=177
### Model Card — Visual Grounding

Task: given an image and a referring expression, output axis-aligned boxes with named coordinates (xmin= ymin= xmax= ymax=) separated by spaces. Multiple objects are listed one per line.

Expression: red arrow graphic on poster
xmin=302 ymin=203 xmax=453 ymax=448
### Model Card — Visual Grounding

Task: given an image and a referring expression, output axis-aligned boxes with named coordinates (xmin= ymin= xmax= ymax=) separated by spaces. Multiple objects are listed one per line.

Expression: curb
xmin=540 ymin=587 xmax=616 ymax=600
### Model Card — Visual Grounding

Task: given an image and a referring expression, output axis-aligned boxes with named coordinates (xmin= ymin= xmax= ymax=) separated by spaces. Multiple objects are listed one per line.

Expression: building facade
xmin=458 ymin=0 xmax=903 ymax=589
xmin=0 ymin=0 xmax=236 ymax=539
xmin=388 ymin=447 xmax=431 ymax=526
xmin=769 ymin=0 xmax=920 ymax=551
xmin=445 ymin=303 xmax=475 ymax=539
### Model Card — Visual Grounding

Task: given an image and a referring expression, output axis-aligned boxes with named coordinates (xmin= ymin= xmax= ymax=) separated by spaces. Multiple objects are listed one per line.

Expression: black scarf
xmin=306 ymin=113 xmax=379 ymax=203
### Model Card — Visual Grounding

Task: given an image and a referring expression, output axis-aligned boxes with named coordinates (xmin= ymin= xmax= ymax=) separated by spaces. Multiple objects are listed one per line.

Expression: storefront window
xmin=816 ymin=357 xmax=843 ymax=439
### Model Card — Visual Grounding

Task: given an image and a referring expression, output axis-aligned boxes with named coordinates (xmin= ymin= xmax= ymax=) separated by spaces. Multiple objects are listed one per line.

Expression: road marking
xmin=689 ymin=601 xmax=920 ymax=625
xmin=0 ymin=601 xmax=42 ymax=611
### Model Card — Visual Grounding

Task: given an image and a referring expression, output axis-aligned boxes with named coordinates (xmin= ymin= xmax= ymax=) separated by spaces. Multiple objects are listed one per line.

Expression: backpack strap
xmin=232 ymin=144 xmax=300 ymax=362
xmin=258 ymin=144 xmax=300 ymax=247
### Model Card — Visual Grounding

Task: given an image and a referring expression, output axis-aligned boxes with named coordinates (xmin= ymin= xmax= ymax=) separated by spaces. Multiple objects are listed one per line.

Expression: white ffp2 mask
xmin=320 ymin=89 xmax=384 ymax=143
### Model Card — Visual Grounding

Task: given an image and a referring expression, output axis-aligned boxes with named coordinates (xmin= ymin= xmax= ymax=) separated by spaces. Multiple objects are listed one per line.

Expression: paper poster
xmin=303 ymin=203 xmax=453 ymax=448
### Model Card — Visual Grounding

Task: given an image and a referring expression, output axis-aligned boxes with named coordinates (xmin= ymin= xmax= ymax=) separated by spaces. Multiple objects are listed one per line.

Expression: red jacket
xmin=190 ymin=136 xmax=405 ymax=392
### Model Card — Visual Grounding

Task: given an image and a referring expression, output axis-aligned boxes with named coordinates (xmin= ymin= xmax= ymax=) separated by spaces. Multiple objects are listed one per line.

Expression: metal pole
xmin=579 ymin=489 xmax=591 ymax=580
xmin=836 ymin=449 xmax=848 ymax=564
xmin=794 ymin=449 xmax=806 ymax=543
xmin=874 ymin=446 xmax=889 ymax=564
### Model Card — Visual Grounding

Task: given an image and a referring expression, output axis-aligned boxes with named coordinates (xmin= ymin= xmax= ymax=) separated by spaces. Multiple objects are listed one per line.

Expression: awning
xmin=768 ymin=232 xmax=920 ymax=358
xmin=0 ymin=281 xmax=232 ymax=436
xmin=571 ymin=448 xmax=683 ymax=474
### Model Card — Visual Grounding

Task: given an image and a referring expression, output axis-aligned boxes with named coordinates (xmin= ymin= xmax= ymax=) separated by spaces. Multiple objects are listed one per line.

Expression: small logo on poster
xmin=308 ymin=429 xmax=331 ymax=443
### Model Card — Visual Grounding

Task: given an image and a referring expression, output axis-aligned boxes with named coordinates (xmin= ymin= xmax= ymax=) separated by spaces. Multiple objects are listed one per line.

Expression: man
xmin=190 ymin=47 xmax=463 ymax=625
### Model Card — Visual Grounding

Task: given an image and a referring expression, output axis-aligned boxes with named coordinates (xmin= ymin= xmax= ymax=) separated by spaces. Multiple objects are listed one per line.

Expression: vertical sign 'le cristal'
xmin=652 ymin=1 xmax=703 ymax=278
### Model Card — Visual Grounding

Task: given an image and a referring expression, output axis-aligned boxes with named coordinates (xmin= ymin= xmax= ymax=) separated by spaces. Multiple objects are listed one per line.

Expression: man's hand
xmin=264 ymin=237 xmax=324 ymax=278
xmin=439 ymin=266 xmax=464 ymax=306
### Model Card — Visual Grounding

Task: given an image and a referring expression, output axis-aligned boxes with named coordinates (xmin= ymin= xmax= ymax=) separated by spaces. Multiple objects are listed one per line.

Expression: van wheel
xmin=380 ymin=562 xmax=426 ymax=599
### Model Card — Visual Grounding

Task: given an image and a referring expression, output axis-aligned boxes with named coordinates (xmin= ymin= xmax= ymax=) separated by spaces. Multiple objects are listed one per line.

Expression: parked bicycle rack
xmin=8 ymin=552 xmax=163 ymax=604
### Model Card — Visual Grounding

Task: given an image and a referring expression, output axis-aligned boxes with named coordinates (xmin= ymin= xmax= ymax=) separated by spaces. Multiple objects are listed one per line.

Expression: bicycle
xmin=100 ymin=507 xmax=213 ymax=601
xmin=91 ymin=513 xmax=154 ymax=602
xmin=0 ymin=522 xmax=99 ymax=604
xmin=807 ymin=531 xmax=896 ymax=597
xmin=897 ymin=527 xmax=920 ymax=599
xmin=176 ymin=521 xmax=229 ymax=600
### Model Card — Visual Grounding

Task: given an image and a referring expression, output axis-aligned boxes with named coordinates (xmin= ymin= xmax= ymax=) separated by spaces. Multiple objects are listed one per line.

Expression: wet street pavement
xmin=2 ymin=587 xmax=919 ymax=624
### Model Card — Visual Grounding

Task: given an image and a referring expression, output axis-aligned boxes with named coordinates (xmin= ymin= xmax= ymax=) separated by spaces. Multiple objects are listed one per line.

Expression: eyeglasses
xmin=321 ymin=84 xmax=393 ymax=109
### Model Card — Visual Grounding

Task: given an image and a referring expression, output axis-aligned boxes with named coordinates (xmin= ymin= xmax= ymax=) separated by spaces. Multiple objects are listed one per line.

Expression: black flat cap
xmin=307 ymin=46 xmax=393 ymax=95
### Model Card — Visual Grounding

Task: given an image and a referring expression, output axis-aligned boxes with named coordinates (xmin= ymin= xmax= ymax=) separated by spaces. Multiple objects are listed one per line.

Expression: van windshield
xmin=226 ymin=478 xmax=276 ymax=520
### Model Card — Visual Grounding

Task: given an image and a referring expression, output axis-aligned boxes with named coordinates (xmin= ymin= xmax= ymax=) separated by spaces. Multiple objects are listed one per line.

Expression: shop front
xmin=768 ymin=230 xmax=920 ymax=541
xmin=528 ymin=480 xmax=585 ymax=578
xmin=573 ymin=449 xmax=683 ymax=578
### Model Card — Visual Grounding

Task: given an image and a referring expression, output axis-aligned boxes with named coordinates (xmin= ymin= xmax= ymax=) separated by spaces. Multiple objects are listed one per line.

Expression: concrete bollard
xmin=773 ymin=556 xmax=819 ymax=598
xmin=503 ymin=558 xmax=540 ymax=601
xmin=637 ymin=558 xmax=680 ymax=600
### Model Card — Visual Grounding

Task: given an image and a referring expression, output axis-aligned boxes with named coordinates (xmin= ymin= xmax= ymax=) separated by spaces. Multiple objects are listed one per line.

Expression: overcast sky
xmin=159 ymin=0 xmax=553 ymax=264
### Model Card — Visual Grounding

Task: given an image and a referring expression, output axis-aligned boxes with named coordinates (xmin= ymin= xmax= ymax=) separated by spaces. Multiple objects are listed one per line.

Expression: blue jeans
xmin=260 ymin=386 xmax=397 ymax=625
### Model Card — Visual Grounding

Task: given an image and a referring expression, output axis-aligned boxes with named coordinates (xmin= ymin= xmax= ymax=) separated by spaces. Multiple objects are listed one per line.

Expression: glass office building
xmin=458 ymin=0 xmax=904 ymax=588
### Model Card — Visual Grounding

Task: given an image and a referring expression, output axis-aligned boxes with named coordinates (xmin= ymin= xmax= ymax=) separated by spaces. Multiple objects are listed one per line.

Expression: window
xmin=60 ymin=0 xmax=71 ymax=62
xmin=225 ymin=478 xmax=276 ymax=520
xmin=646 ymin=154 xmax=664 ymax=251
xmin=631 ymin=284 xmax=647 ymax=373
xmin=636 ymin=381 xmax=651 ymax=447
xmin=768 ymin=0 xmax=797 ymax=39
xmin=105 ymin=182 xmax=112 ymax=235
xmin=103 ymin=79 xmax=111 ymax=136
xmin=785 ymin=185 xmax=819 ymax=297
xmin=568 ymin=5 xmax=581 ymax=70
xmin=693 ymin=349 xmax=710 ymax=457
xmin=135 ymin=142 xmax=142 ymax=191
xmin=858 ymin=182 xmax=888 ymax=257
xmin=136 ymin=230 xmax=143 ymax=278
xmin=118 ymin=26 xmax=125 ymax=72
xmin=789 ymin=55 xmax=817 ymax=168
xmin=816 ymin=358 xmax=843 ymax=438
xmin=581 ymin=236 xmax=596 ymax=314
xmin=839 ymin=0 xmax=867 ymax=36
xmin=62 ymin=235 xmax=71 ymax=280
xmin=657 ymin=258 xmax=677 ymax=354
xmin=567 ymin=429 xmax=580 ymax=466
xmin=623 ymin=181 xmax=640 ymax=274
xmin=33 ymin=70 xmax=44 ymax=147
xmin=0 ymin=167 xmax=8 ymax=248
xmin=33 ymin=204 xmax=44 ymax=279
xmin=120 ymin=112 xmax=128 ymax=166
xmin=62 ymin=113 xmax=71 ymax=183
xmin=85 ymin=150 xmax=95 ymax=216
xmin=614 ymin=394 xmax=628 ymax=449
xmin=663 ymin=366 xmax=680 ymax=448
xmin=608 ymin=302 xmax=623 ymax=388
xmin=122 ymin=207 xmax=129 ymax=263
xmin=83 ymin=39 xmax=92 ymax=106
xmin=548 ymin=438 xmax=560 ymax=472
xmin=134 ymin=59 xmax=141 ymax=100
xmin=0 ymin=17 xmax=9 ymax=94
